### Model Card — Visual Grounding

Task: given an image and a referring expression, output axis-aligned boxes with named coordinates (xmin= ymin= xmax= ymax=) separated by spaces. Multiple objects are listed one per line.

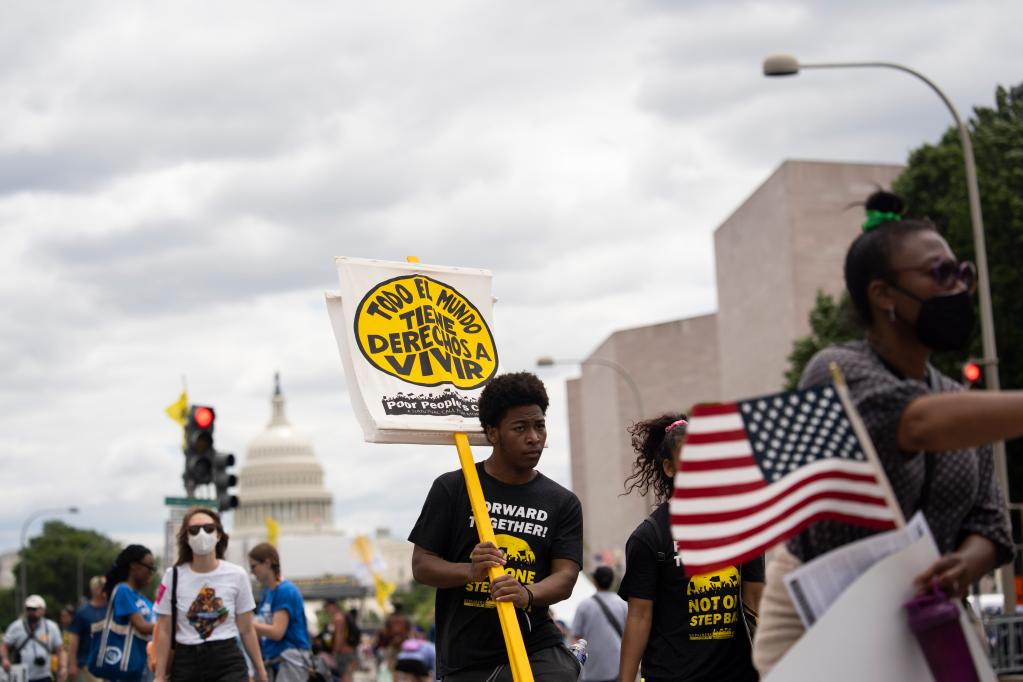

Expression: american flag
xmin=670 ymin=383 xmax=901 ymax=576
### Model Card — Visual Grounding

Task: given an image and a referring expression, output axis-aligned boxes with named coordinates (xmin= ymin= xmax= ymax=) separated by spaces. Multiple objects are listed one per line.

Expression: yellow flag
xmin=352 ymin=535 xmax=374 ymax=564
xmin=265 ymin=516 xmax=280 ymax=546
xmin=374 ymin=573 xmax=396 ymax=612
xmin=164 ymin=391 xmax=189 ymax=426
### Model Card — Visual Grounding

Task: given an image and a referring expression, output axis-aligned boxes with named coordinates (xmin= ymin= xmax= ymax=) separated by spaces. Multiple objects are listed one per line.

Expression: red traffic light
xmin=194 ymin=407 xmax=214 ymax=428
xmin=963 ymin=362 xmax=982 ymax=383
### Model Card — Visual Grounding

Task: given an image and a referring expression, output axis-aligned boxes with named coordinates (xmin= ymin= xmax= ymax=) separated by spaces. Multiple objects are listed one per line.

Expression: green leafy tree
xmin=7 ymin=521 xmax=122 ymax=625
xmin=391 ymin=581 xmax=436 ymax=632
xmin=784 ymin=291 xmax=859 ymax=390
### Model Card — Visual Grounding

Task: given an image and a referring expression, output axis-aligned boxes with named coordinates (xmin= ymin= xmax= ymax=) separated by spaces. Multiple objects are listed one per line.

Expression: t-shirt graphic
xmin=686 ymin=566 xmax=740 ymax=640
xmin=464 ymin=533 xmax=539 ymax=609
xmin=187 ymin=586 xmax=229 ymax=639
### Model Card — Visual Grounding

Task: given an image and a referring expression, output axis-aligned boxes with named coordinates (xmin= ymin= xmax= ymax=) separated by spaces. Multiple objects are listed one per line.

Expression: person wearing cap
xmin=1 ymin=594 xmax=68 ymax=682
xmin=572 ymin=566 xmax=627 ymax=682
xmin=67 ymin=577 xmax=107 ymax=682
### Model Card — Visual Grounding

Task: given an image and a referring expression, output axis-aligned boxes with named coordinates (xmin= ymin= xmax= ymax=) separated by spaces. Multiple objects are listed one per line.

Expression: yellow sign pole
xmin=406 ymin=257 xmax=534 ymax=682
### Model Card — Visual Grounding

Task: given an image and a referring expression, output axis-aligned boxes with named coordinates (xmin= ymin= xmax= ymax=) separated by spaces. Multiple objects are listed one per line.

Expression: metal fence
xmin=986 ymin=614 xmax=1023 ymax=674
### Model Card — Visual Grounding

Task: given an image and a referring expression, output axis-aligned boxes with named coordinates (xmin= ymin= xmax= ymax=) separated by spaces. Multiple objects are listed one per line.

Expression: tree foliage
xmin=6 ymin=521 xmax=122 ymax=625
xmin=392 ymin=581 xmax=436 ymax=631
xmin=784 ymin=291 xmax=859 ymax=390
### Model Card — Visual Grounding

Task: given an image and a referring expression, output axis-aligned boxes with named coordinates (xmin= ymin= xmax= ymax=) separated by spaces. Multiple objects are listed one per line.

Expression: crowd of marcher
xmin=7 ymin=189 xmax=1023 ymax=681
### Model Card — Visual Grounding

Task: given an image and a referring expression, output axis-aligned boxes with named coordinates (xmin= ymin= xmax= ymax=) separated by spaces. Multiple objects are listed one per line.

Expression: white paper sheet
xmin=784 ymin=511 xmax=934 ymax=627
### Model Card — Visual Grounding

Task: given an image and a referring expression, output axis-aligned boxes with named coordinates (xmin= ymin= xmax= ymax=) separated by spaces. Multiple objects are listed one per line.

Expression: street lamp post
xmin=19 ymin=506 xmax=79 ymax=605
xmin=536 ymin=356 xmax=645 ymax=417
xmin=763 ymin=54 xmax=1013 ymax=610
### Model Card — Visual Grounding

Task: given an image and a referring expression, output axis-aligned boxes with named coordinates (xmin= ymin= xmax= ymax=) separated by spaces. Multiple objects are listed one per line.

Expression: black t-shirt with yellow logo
xmin=618 ymin=502 xmax=764 ymax=682
xmin=409 ymin=461 xmax=583 ymax=677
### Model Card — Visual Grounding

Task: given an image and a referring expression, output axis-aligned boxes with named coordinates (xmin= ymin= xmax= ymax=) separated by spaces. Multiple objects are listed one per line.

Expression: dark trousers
xmin=171 ymin=639 xmax=248 ymax=682
xmin=443 ymin=644 xmax=580 ymax=682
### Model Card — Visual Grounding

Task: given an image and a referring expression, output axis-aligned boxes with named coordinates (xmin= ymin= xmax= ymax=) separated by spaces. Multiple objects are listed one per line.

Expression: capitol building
xmin=234 ymin=374 xmax=334 ymax=535
xmin=227 ymin=374 xmax=412 ymax=600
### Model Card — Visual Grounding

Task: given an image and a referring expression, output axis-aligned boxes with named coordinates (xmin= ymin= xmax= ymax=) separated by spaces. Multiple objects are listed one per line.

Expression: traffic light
xmin=963 ymin=360 xmax=983 ymax=388
xmin=214 ymin=452 xmax=239 ymax=512
xmin=183 ymin=405 xmax=216 ymax=495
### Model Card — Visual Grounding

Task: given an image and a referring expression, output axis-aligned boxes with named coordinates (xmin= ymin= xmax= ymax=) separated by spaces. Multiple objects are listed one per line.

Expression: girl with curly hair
xmin=617 ymin=413 xmax=765 ymax=682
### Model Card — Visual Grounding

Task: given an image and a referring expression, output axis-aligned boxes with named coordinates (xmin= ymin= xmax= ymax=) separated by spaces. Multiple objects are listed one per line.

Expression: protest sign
xmin=767 ymin=532 xmax=995 ymax=681
xmin=326 ymin=257 xmax=498 ymax=444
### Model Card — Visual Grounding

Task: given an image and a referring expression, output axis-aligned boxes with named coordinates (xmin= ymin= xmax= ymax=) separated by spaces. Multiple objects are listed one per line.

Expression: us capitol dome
xmin=233 ymin=373 xmax=334 ymax=536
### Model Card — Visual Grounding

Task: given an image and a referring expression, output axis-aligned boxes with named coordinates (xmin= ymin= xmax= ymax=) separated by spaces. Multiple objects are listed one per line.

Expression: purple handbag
xmin=904 ymin=579 xmax=980 ymax=682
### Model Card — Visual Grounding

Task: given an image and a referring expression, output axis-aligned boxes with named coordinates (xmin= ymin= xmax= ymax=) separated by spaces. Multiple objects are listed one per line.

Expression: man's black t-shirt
xmin=408 ymin=461 xmax=583 ymax=677
xmin=618 ymin=502 xmax=764 ymax=682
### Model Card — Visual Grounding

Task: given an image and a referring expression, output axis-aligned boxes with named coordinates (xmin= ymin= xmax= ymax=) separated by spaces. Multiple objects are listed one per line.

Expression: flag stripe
xmin=685 ymin=413 xmax=744 ymax=434
xmin=674 ymin=479 xmax=769 ymax=497
xmin=672 ymin=498 xmax=898 ymax=554
xmin=685 ymin=429 xmax=748 ymax=445
xmin=672 ymin=459 xmax=879 ymax=503
xmin=670 ymin=487 xmax=890 ymax=540
xmin=675 ymin=462 xmax=883 ymax=515
xmin=676 ymin=511 xmax=899 ymax=576
xmin=674 ymin=465 xmax=764 ymax=488
xmin=679 ymin=456 xmax=756 ymax=472
xmin=670 ymin=479 xmax=891 ymax=524
xmin=690 ymin=403 xmax=739 ymax=417
xmin=681 ymin=440 xmax=754 ymax=461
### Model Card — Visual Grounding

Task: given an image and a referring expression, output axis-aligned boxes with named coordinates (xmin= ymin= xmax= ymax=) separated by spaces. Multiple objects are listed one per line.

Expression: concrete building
xmin=716 ymin=160 xmax=902 ymax=399
xmin=566 ymin=159 xmax=903 ymax=569
xmin=567 ymin=315 xmax=721 ymax=568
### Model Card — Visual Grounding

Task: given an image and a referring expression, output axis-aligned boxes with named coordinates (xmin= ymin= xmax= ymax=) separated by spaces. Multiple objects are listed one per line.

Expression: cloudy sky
xmin=2 ymin=1 xmax=1020 ymax=560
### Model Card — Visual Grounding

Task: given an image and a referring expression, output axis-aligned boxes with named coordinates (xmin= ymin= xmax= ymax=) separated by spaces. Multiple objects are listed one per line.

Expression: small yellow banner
xmin=265 ymin=516 xmax=280 ymax=546
xmin=164 ymin=391 xmax=189 ymax=426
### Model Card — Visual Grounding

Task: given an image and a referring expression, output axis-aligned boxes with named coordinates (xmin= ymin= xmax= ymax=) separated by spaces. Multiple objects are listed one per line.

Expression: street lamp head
xmin=68 ymin=507 xmax=79 ymax=514
xmin=536 ymin=357 xmax=555 ymax=367
xmin=763 ymin=53 xmax=800 ymax=77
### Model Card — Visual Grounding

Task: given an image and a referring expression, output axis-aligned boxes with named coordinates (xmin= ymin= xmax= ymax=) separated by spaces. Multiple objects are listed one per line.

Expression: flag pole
xmin=406 ymin=256 xmax=534 ymax=682
xmin=829 ymin=362 xmax=906 ymax=528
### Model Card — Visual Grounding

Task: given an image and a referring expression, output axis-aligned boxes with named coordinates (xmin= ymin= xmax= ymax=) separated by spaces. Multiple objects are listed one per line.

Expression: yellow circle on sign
xmin=354 ymin=274 xmax=499 ymax=389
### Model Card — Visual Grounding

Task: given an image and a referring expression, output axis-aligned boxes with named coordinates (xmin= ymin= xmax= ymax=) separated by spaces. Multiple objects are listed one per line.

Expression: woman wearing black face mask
xmin=753 ymin=190 xmax=1023 ymax=676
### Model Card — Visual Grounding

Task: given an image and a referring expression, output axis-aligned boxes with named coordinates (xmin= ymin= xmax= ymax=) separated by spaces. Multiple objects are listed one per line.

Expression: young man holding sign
xmin=410 ymin=372 xmax=583 ymax=681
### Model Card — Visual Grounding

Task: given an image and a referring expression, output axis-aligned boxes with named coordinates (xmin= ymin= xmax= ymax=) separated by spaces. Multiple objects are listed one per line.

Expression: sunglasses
xmin=888 ymin=258 xmax=976 ymax=292
xmin=137 ymin=562 xmax=157 ymax=572
xmin=187 ymin=523 xmax=218 ymax=536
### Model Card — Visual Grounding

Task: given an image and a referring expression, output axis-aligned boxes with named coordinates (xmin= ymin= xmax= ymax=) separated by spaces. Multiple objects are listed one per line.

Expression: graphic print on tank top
xmin=187 ymin=586 xmax=229 ymax=639
xmin=463 ymin=533 xmax=539 ymax=608
xmin=685 ymin=565 xmax=741 ymax=640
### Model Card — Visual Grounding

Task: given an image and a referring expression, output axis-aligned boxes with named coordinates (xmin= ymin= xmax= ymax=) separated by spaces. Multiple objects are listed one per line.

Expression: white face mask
xmin=187 ymin=530 xmax=219 ymax=556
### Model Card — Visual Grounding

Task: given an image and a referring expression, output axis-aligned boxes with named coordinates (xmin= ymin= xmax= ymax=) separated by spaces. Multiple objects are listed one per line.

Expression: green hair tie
xmin=862 ymin=209 xmax=902 ymax=232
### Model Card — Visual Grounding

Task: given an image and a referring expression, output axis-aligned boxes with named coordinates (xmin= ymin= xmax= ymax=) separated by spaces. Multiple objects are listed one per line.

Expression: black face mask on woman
xmin=893 ymin=287 xmax=976 ymax=352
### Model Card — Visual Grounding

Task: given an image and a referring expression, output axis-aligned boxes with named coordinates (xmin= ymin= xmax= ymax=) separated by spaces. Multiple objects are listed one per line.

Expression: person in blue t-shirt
xmin=101 ymin=545 xmax=157 ymax=681
xmin=250 ymin=543 xmax=311 ymax=682
xmin=68 ymin=576 xmax=108 ymax=681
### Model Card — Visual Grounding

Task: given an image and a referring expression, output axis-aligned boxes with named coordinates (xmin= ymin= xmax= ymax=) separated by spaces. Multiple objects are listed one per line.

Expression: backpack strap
xmin=591 ymin=594 xmax=624 ymax=639
xmin=171 ymin=566 xmax=178 ymax=651
xmin=642 ymin=508 xmax=672 ymax=563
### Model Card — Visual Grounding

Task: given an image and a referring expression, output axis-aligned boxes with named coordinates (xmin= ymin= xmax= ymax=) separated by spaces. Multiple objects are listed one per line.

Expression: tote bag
xmin=88 ymin=583 xmax=150 ymax=680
